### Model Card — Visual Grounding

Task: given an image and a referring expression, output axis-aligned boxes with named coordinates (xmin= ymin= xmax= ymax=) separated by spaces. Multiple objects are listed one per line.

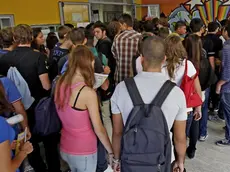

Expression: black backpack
xmin=121 ymin=78 xmax=175 ymax=172
xmin=199 ymin=49 xmax=217 ymax=91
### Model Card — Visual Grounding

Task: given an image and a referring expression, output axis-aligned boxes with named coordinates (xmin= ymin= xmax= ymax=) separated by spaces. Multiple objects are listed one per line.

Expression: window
xmin=0 ymin=15 xmax=14 ymax=29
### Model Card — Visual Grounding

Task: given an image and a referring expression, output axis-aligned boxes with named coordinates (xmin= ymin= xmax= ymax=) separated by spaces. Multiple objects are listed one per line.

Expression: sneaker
xmin=216 ymin=139 xmax=230 ymax=146
xmin=199 ymin=134 xmax=208 ymax=142
xmin=186 ymin=147 xmax=196 ymax=159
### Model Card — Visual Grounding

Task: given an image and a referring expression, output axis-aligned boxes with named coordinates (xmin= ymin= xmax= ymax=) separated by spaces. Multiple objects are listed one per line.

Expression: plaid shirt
xmin=112 ymin=30 xmax=141 ymax=84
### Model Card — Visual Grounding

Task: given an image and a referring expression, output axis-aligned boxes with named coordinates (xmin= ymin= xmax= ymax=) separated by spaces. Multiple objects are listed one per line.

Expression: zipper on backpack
xmin=157 ymin=164 xmax=161 ymax=172
xmin=133 ymin=126 xmax=137 ymax=145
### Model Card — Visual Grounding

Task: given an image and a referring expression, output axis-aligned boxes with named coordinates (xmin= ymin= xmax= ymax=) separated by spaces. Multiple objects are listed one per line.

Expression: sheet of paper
xmin=72 ymin=13 xmax=83 ymax=22
xmin=94 ymin=73 xmax=108 ymax=89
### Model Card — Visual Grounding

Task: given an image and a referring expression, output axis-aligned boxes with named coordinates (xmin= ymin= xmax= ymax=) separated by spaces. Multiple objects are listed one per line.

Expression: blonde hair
xmin=165 ymin=35 xmax=187 ymax=79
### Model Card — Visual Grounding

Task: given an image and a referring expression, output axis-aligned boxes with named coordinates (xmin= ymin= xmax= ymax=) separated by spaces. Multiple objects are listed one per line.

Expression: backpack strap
xmin=124 ymin=78 xmax=144 ymax=106
xmin=151 ymin=80 xmax=176 ymax=107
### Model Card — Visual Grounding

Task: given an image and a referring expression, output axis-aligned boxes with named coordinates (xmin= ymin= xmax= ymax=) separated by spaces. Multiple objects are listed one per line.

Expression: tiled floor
xmin=106 ymin=120 xmax=230 ymax=172
xmin=45 ymin=120 xmax=230 ymax=172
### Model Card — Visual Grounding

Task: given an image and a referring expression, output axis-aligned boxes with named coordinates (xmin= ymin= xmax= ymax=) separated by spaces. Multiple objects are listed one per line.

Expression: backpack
xmin=48 ymin=51 xmax=67 ymax=81
xmin=180 ymin=60 xmax=203 ymax=108
xmin=199 ymin=49 xmax=217 ymax=91
xmin=33 ymin=77 xmax=61 ymax=136
xmin=7 ymin=67 xmax=35 ymax=110
xmin=122 ymin=78 xmax=175 ymax=172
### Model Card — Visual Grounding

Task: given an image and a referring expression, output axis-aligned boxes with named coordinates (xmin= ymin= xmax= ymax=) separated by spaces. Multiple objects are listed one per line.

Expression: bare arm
xmin=12 ymin=100 xmax=28 ymax=129
xmin=209 ymin=56 xmax=215 ymax=70
xmin=12 ymin=100 xmax=31 ymax=140
xmin=39 ymin=73 xmax=51 ymax=91
xmin=112 ymin=114 xmax=123 ymax=159
xmin=86 ymin=89 xmax=113 ymax=154
xmin=173 ymin=120 xmax=187 ymax=164
xmin=0 ymin=141 xmax=27 ymax=172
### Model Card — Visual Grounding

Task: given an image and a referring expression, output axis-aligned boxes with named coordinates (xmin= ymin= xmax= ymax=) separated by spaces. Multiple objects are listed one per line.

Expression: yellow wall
xmin=0 ymin=0 xmax=142 ymax=25
xmin=0 ymin=0 xmax=88 ymax=25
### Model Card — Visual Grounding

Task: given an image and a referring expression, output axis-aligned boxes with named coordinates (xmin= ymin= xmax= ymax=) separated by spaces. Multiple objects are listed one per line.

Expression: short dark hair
xmin=85 ymin=28 xmax=94 ymax=47
xmin=93 ymin=22 xmax=107 ymax=32
xmin=66 ymin=28 xmax=85 ymax=45
xmin=220 ymin=19 xmax=228 ymax=28
xmin=158 ymin=27 xmax=169 ymax=39
xmin=119 ymin=13 xmax=133 ymax=27
xmin=142 ymin=37 xmax=165 ymax=68
xmin=143 ymin=20 xmax=154 ymax=32
xmin=175 ymin=21 xmax=187 ymax=31
xmin=65 ymin=23 xmax=74 ymax=29
xmin=46 ymin=35 xmax=58 ymax=50
xmin=0 ymin=27 xmax=14 ymax=48
xmin=224 ymin=23 xmax=230 ymax=38
xmin=58 ymin=26 xmax=71 ymax=39
xmin=13 ymin=24 xmax=33 ymax=44
xmin=190 ymin=18 xmax=204 ymax=33
xmin=208 ymin=22 xmax=220 ymax=32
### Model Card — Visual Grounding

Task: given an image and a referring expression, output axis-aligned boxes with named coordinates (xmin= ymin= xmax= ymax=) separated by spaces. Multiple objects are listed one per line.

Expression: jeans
xmin=186 ymin=112 xmax=199 ymax=149
xmin=60 ymin=152 xmax=97 ymax=172
xmin=221 ymin=93 xmax=230 ymax=141
xmin=200 ymin=88 xmax=210 ymax=137
xmin=100 ymin=100 xmax=113 ymax=142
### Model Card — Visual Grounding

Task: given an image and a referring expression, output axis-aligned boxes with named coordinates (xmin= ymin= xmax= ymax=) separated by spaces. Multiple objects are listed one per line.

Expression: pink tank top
xmin=56 ymin=82 xmax=97 ymax=155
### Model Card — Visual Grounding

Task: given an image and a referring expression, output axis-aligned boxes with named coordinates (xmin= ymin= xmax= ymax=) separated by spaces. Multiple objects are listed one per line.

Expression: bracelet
xmin=112 ymin=158 xmax=120 ymax=164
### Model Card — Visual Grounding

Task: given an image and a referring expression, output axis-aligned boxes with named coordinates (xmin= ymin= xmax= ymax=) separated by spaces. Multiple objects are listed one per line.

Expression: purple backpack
xmin=33 ymin=77 xmax=61 ymax=136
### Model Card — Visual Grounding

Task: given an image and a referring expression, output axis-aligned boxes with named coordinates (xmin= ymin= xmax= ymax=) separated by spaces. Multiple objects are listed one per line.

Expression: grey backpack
xmin=121 ymin=78 xmax=175 ymax=172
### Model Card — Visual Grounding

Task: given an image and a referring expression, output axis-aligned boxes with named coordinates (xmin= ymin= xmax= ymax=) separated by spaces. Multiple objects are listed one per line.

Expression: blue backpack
xmin=33 ymin=77 xmax=61 ymax=136
xmin=121 ymin=78 xmax=175 ymax=172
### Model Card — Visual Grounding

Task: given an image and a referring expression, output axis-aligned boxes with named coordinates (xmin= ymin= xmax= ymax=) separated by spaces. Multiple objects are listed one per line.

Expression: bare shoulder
xmin=81 ymin=86 xmax=97 ymax=99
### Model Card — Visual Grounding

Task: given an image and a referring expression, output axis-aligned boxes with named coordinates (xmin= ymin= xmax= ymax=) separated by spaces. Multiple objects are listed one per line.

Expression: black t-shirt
xmin=0 ymin=47 xmax=49 ymax=101
xmin=50 ymin=46 xmax=69 ymax=61
xmin=203 ymin=34 xmax=223 ymax=59
xmin=96 ymin=37 xmax=115 ymax=78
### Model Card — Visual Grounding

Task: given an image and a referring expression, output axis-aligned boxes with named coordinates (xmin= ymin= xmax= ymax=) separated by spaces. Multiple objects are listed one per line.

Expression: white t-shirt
xmin=161 ymin=59 xmax=197 ymax=112
xmin=111 ymin=72 xmax=187 ymax=162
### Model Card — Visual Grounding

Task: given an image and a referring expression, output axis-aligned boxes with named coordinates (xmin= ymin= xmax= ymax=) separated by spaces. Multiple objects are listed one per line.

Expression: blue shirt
xmin=221 ymin=39 xmax=230 ymax=93
xmin=0 ymin=116 xmax=19 ymax=172
xmin=0 ymin=77 xmax=22 ymax=103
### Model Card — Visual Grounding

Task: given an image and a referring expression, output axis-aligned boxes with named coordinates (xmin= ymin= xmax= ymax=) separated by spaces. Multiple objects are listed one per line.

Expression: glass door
xmin=59 ymin=2 xmax=91 ymax=27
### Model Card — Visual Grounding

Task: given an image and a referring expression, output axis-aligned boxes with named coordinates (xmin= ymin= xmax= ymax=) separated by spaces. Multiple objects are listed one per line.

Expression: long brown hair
xmin=55 ymin=45 xmax=95 ymax=109
xmin=184 ymin=34 xmax=202 ymax=70
xmin=0 ymin=81 xmax=14 ymax=115
xmin=165 ymin=35 xmax=187 ymax=79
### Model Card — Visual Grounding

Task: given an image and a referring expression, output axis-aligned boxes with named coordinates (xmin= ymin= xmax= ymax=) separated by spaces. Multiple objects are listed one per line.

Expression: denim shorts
xmin=60 ymin=151 xmax=97 ymax=172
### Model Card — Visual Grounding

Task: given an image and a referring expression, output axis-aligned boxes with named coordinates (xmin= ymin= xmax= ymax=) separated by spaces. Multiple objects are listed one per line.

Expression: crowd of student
xmin=0 ymin=13 xmax=229 ymax=172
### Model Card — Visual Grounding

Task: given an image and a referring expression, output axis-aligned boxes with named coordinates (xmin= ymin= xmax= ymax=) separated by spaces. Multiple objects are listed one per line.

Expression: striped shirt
xmin=112 ymin=30 xmax=141 ymax=84
xmin=221 ymin=39 xmax=230 ymax=93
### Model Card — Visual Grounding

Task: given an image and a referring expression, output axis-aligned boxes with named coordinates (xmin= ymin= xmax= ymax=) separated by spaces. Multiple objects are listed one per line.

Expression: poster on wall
xmin=168 ymin=0 xmax=230 ymax=31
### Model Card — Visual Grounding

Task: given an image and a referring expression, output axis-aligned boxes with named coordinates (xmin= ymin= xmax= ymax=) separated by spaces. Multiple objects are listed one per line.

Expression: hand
xmin=216 ymin=82 xmax=222 ymax=94
xmin=104 ymin=66 xmax=111 ymax=74
xmin=113 ymin=161 xmax=120 ymax=172
xmin=11 ymin=140 xmax=17 ymax=150
xmin=26 ymin=129 xmax=32 ymax=141
xmin=193 ymin=106 xmax=202 ymax=121
xmin=101 ymin=79 xmax=109 ymax=91
xmin=173 ymin=161 xmax=184 ymax=172
xmin=108 ymin=153 xmax=114 ymax=166
xmin=20 ymin=142 xmax=33 ymax=155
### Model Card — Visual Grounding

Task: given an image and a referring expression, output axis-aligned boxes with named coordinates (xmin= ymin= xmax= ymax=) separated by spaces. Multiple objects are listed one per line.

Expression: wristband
xmin=113 ymin=158 xmax=120 ymax=164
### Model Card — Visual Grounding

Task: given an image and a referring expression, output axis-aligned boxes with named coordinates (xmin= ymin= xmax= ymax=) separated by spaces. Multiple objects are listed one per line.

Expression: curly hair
xmin=165 ymin=35 xmax=187 ymax=79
